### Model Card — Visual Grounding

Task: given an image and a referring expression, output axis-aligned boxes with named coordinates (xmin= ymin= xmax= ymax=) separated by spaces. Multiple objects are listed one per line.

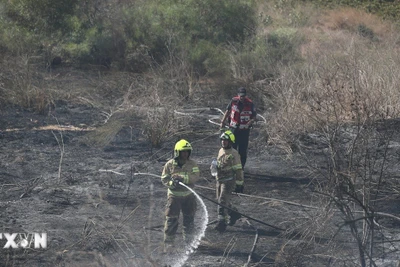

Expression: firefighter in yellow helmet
xmin=213 ymin=130 xmax=244 ymax=232
xmin=161 ymin=139 xmax=200 ymax=251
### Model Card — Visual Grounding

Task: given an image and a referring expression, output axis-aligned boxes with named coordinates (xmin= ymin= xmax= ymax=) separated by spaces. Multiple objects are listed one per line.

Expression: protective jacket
xmin=216 ymin=147 xmax=244 ymax=185
xmin=228 ymin=96 xmax=256 ymax=130
xmin=161 ymin=159 xmax=200 ymax=197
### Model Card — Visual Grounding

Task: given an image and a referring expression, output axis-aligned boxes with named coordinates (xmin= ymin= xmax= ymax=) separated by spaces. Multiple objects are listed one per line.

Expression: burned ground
xmin=0 ymin=99 xmax=399 ymax=267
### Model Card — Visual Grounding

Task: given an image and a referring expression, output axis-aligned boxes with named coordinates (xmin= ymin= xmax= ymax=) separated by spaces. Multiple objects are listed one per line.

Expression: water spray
xmin=133 ymin=173 xmax=209 ymax=267
xmin=100 ymin=170 xmax=283 ymax=266
xmin=169 ymin=182 xmax=209 ymax=267
xmin=102 ymin=170 xmax=283 ymax=229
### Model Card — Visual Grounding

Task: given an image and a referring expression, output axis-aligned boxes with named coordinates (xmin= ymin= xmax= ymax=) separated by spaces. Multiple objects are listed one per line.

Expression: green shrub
xmin=125 ymin=0 xmax=256 ymax=64
xmin=267 ymin=27 xmax=303 ymax=64
xmin=203 ymin=47 xmax=230 ymax=78
xmin=63 ymin=42 xmax=91 ymax=64
xmin=0 ymin=10 xmax=41 ymax=55
xmin=357 ymin=24 xmax=375 ymax=40
xmin=229 ymin=28 xmax=303 ymax=84
xmin=188 ymin=40 xmax=229 ymax=77
xmin=4 ymin=0 xmax=78 ymax=34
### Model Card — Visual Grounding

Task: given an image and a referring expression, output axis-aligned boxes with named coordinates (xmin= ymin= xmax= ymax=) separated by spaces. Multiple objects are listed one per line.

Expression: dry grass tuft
xmin=0 ymin=55 xmax=54 ymax=114
xmin=319 ymin=7 xmax=392 ymax=38
xmin=82 ymin=117 xmax=128 ymax=147
xmin=267 ymin=30 xmax=400 ymax=153
xmin=80 ymin=78 xmax=192 ymax=148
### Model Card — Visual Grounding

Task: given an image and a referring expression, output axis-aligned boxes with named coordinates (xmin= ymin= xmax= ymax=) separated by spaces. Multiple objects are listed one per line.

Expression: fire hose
xmin=175 ymin=181 xmax=285 ymax=231
xmin=99 ymin=170 xmax=285 ymax=231
xmin=173 ymin=107 xmax=267 ymax=127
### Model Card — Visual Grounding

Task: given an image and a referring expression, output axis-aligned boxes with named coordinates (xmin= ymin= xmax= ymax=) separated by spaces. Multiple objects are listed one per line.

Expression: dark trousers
xmin=216 ymin=179 xmax=235 ymax=220
xmin=231 ymin=128 xmax=250 ymax=169
xmin=164 ymin=194 xmax=197 ymax=243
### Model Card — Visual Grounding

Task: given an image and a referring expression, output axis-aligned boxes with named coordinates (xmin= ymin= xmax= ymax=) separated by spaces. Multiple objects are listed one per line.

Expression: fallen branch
xmin=244 ymin=219 xmax=259 ymax=267
xmin=99 ymin=169 xmax=126 ymax=176
xmin=0 ymin=184 xmax=17 ymax=191
xmin=195 ymin=184 xmax=317 ymax=209
xmin=196 ymin=185 xmax=400 ymax=223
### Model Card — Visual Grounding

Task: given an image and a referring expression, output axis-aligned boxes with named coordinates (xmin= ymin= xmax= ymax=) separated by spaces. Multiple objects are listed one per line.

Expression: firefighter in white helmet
xmin=213 ymin=130 xmax=244 ymax=232
xmin=161 ymin=139 xmax=200 ymax=251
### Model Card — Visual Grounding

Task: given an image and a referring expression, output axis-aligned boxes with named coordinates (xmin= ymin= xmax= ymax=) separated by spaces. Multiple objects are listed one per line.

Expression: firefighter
xmin=214 ymin=130 xmax=244 ymax=232
xmin=220 ymin=87 xmax=257 ymax=169
xmin=161 ymin=139 xmax=200 ymax=251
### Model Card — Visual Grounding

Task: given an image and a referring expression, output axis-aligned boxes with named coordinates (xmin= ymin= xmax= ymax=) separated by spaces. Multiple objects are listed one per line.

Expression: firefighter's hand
xmin=172 ymin=176 xmax=183 ymax=188
xmin=246 ymin=120 xmax=255 ymax=128
xmin=234 ymin=184 xmax=244 ymax=194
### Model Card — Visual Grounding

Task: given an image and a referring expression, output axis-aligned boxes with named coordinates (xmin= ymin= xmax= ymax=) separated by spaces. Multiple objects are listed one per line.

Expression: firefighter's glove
xmin=172 ymin=176 xmax=184 ymax=188
xmin=234 ymin=184 xmax=244 ymax=194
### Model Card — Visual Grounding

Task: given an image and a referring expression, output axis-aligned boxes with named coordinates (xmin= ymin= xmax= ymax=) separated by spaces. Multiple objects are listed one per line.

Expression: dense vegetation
xmin=1 ymin=0 xmax=400 ymax=75
xmin=1 ymin=0 xmax=398 ymax=111
xmin=0 ymin=0 xmax=256 ymax=72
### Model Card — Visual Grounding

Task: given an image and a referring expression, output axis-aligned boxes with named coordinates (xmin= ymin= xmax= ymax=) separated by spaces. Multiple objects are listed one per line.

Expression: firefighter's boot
xmin=214 ymin=219 xmax=227 ymax=233
xmin=228 ymin=207 xmax=241 ymax=226
xmin=214 ymin=207 xmax=227 ymax=233
xmin=163 ymin=242 xmax=175 ymax=254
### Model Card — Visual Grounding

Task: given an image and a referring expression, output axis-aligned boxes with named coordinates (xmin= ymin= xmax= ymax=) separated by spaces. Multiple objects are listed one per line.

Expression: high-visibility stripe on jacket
xmin=229 ymin=96 xmax=255 ymax=129
xmin=161 ymin=158 xmax=200 ymax=197
xmin=216 ymin=147 xmax=244 ymax=185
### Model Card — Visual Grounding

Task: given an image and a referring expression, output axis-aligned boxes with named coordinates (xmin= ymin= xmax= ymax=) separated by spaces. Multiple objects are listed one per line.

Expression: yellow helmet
xmin=220 ymin=130 xmax=235 ymax=143
xmin=174 ymin=139 xmax=192 ymax=158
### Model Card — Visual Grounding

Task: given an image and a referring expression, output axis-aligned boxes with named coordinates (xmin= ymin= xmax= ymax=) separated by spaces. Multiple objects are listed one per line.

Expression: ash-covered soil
xmin=1 ymin=102 xmax=399 ymax=267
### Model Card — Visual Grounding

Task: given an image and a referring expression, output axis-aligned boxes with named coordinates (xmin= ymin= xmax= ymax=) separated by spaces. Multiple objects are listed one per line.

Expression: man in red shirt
xmin=220 ymin=87 xmax=257 ymax=170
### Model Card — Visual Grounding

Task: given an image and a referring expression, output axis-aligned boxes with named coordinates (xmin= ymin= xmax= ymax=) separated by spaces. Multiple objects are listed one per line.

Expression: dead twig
xmin=20 ymin=176 xmax=43 ymax=199
xmin=0 ymin=184 xmax=18 ymax=191
xmin=220 ymin=236 xmax=236 ymax=266
xmin=244 ymin=219 xmax=259 ymax=266
xmin=51 ymin=116 xmax=65 ymax=183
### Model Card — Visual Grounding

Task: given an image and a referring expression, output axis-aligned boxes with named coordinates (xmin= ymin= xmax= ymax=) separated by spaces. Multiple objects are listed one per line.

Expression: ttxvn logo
xmin=0 ymin=233 xmax=47 ymax=249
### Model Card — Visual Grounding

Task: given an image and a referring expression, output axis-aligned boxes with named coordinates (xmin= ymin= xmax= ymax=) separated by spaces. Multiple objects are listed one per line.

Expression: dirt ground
xmin=1 ymin=98 xmax=399 ymax=266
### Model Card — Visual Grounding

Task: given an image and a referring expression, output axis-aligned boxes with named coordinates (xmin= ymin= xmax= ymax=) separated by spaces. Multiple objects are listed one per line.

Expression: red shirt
xmin=226 ymin=97 xmax=256 ymax=129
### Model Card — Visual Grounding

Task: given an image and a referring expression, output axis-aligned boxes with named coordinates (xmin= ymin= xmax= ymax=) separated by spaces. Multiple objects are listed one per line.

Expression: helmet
xmin=238 ymin=87 xmax=246 ymax=97
xmin=174 ymin=139 xmax=192 ymax=158
xmin=220 ymin=130 xmax=235 ymax=143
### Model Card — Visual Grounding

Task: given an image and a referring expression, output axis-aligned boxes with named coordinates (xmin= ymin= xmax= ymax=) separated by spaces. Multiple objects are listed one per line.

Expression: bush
xmin=125 ymin=0 xmax=256 ymax=66
xmin=267 ymin=27 xmax=303 ymax=64
xmin=4 ymin=0 xmax=78 ymax=34
xmin=188 ymin=40 xmax=229 ymax=77
xmin=228 ymin=28 xmax=303 ymax=84
xmin=0 ymin=20 xmax=42 ymax=55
